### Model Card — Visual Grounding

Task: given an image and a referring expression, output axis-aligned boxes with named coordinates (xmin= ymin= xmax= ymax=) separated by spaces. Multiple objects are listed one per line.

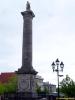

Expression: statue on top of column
xmin=26 ymin=1 xmax=31 ymax=11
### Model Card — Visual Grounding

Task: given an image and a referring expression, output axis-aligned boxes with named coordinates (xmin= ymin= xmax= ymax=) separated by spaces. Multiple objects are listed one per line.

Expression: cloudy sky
xmin=0 ymin=0 xmax=75 ymax=85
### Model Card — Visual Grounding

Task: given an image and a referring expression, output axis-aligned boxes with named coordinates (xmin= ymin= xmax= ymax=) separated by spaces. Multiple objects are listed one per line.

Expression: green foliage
xmin=60 ymin=75 xmax=75 ymax=97
xmin=0 ymin=75 xmax=17 ymax=94
xmin=43 ymin=87 xmax=49 ymax=94
xmin=36 ymin=84 xmax=49 ymax=94
xmin=0 ymin=83 xmax=6 ymax=95
xmin=7 ymin=75 xmax=17 ymax=92
xmin=36 ymin=84 xmax=42 ymax=94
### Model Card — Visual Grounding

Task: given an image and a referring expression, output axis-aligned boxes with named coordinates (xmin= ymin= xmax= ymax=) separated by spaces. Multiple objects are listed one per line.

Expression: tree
xmin=36 ymin=84 xmax=42 ymax=94
xmin=43 ymin=87 xmax=49 ymax=94
xmin=0 ymin=75 xmax=17 ymax=94
xmin=4 ymin=75 xmax=17 ymax=93
xmin=0 ymin=83 xmax=6 ymax=95
xmin=36 ymin=83 xmax=49 ymax=95
xmin=60 ymin=75 xmax=75 ymax=97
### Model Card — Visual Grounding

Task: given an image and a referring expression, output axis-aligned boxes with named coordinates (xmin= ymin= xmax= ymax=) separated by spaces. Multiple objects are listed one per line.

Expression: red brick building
xmin=0 ymin=72 xmax=16 ymax=83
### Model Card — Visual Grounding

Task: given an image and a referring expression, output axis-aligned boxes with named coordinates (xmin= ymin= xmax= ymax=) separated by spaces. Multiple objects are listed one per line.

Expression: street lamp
xmin=51 ymin=58 xmax=64 ymax=99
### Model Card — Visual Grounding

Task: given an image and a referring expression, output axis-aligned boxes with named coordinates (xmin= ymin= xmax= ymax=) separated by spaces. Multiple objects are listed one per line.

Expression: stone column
xmin=22 ymin=4 xmax=34 ymax=69
xmin=16 ymin=2 xmax=37 ymax=93
xmin=17 ymin=2 xmax=37 ymax=75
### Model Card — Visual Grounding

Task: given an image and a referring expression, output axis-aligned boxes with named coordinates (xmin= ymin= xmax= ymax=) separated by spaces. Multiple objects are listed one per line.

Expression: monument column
xmin=17 ymin=1 xmax=37 ymax=74
xmin=22 ymin=2 xmax=33 ymax=69
xmin=16 ymin=2 xmax=37 ymax=93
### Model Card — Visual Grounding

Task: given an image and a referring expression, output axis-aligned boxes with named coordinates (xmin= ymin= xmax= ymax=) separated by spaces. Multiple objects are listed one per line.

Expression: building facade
xmin=35 ymin=75 xmax=56 ymax=93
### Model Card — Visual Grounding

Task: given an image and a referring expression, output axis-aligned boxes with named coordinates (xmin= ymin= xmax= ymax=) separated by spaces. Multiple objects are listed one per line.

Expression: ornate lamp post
xmin=51 ymin=58 xmax=64 ymax=99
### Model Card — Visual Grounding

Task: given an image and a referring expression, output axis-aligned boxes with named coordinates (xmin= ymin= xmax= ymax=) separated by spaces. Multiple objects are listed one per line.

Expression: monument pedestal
xmin=17 ymin=74 xmax=36 ymax=93
xmin=16 ymin=73 xmax=38 ymax=100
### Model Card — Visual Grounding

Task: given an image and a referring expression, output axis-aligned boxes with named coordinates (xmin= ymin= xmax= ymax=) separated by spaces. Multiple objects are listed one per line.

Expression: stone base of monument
xmin=17 ymin=74 xmax=36 ymax=93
